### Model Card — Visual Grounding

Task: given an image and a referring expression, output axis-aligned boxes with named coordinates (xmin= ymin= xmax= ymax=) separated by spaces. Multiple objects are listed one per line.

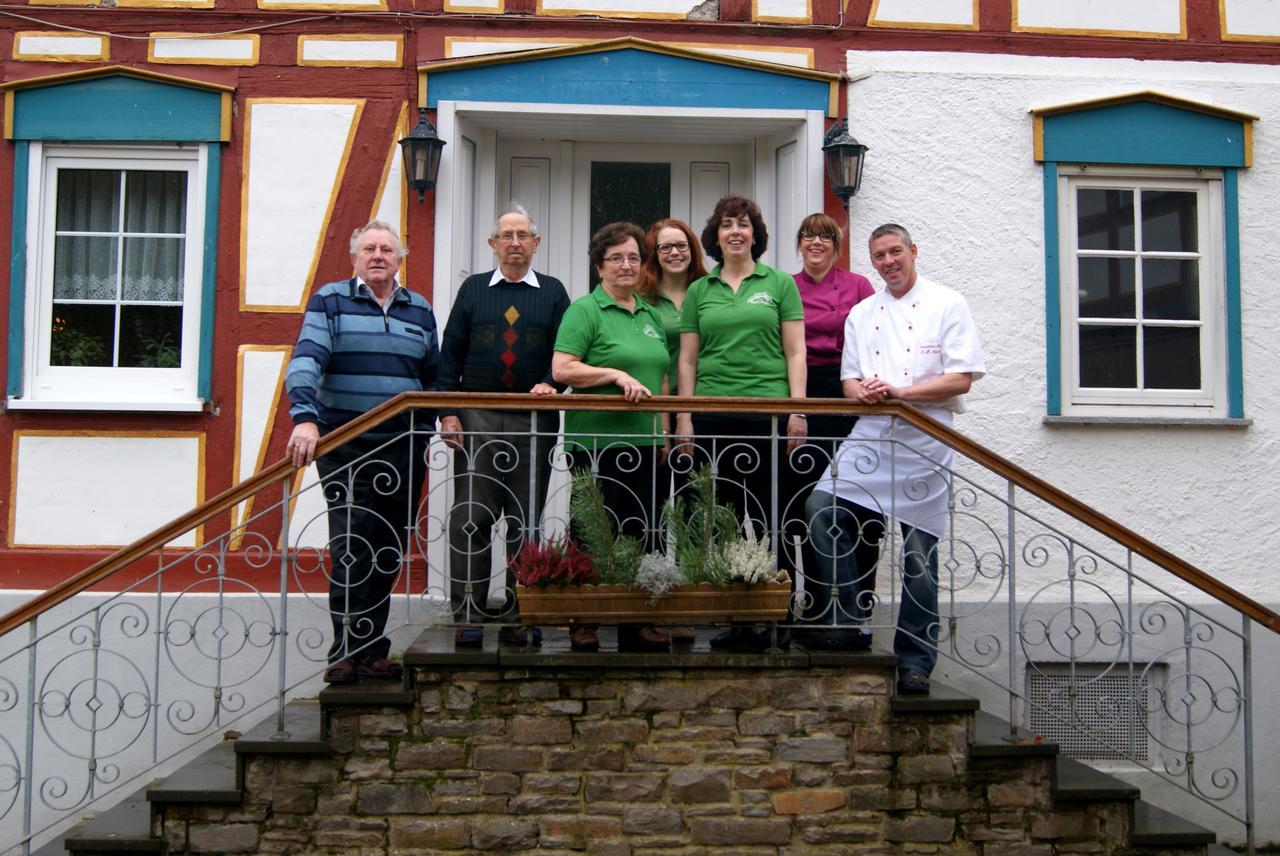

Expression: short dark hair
xmin=700 ymin=194 xmax=768 ymax=264
xmin=796 ymin=212 xmax=843 ymax=254
xmin=869 ymin=222 xmax=913 ymax=248
xmin=588 ymin=221 xmax=647 ymax=270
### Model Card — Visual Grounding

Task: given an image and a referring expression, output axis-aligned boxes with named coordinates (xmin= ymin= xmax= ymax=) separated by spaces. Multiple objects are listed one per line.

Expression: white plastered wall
xmin=842 ymin=49 xmax=1280 ymax=844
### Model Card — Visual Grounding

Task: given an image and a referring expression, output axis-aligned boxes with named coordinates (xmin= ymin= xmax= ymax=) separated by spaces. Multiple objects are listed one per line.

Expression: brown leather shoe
xmin=670 ymin=625 xmax=697 ymax=644
xmin=357 ymin=656 xmax=403 ymax=680
xmin=619 ymin=624 xmax=670 ymax=651
xmin=324 ymin=658 xmax=357 ymax=684
xmin=570 ymin=625 xmax=600 ymax=652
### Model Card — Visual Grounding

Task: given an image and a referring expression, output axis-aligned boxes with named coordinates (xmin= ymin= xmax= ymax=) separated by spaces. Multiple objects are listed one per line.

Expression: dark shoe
xmin=570 ymin=625 xmax=600 ymax=652
xmin=897 ymin=670 xmax=930 ymax=695
xmin=323 ymin=658 xmax=357 ymax=684
xmin=670 ymin=625 xmax=697 ymax=644
xmin=454 ymin=626 xmax=483 ymax=647
xmin=802 ymin=629 xmax=872 ymax=652
xmin=357 ymin=656 xmax=403 ymax=680
xmin=709 ymin=626 xmax=769 ymax=653
xmin=618 ymin=624 xmax=670 ymax=651
xmin=498 ymin=625 xmax=542 ymax=647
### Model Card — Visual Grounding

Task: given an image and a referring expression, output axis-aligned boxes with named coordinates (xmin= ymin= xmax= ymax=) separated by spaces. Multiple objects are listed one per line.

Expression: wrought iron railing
xmin=0 ymin=392 xmax=1274 ymax=854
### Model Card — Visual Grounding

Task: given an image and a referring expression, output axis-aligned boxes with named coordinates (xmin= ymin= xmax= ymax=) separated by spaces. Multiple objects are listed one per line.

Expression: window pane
xmin=56 ymin=170 xmax=119 ymax=232
xmin=50 ymin=304 xmax=114 ymax=367
xmin=53 ymin=236 xmax=119 ymax=300
xmin=1144 ymin=327 xmax=1200 ymax=390
xmin=119 ymin=305 xmax=182 ymax=368
xmin=1079 ymin=325 xmax=1136 ymax=388
xmin=588 ymin=161 xmax=670 ymax=288
xmin=1078 ymin=258 xmax=1135 ymax=318
xmin=1077 ymin=189 xmax=1134 ymax=251
xmin=1141 ymin=190 xmax=1197 ymax=253
xmin=123 ymin=237 xmax=185 ymax=301
xmin=1142 ymin=259 xmax=1199 ymax=321
xmin=124 ymin=171 xmax=187 ymax=234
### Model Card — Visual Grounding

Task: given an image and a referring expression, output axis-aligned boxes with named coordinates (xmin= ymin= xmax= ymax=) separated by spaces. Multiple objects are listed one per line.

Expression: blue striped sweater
xmin=286 ymin=278 xmax=440 ymax=434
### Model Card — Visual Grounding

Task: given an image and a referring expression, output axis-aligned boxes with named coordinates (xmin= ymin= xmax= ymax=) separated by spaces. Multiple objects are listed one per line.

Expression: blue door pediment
xmin=420 ymin=37 xmax=838 ymax=116
xmin=2 ymin=66 xmax=232 ymax=142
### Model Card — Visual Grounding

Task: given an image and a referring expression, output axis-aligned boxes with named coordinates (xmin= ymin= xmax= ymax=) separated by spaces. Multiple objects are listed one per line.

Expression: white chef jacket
xmin=819 ymin=276 xmax=985 ymax=537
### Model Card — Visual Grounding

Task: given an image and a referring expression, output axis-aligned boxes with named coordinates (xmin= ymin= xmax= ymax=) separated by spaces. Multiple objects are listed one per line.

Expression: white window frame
xmin=1058 ymin=165 xmax=1226 ymax=418
xmin=11 ymin=142 xmax=208 ymax=411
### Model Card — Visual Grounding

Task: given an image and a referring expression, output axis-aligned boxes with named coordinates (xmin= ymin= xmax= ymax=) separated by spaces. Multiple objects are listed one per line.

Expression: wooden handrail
xmin=1 ymin=391 xmax=1275 ymax=636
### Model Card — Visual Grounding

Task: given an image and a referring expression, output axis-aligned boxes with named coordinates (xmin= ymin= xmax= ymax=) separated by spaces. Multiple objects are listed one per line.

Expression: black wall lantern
xmin=399 ymin=107 xmax=446 ymax=203
xmin=821 ymin=120 xmax=869 ymax=210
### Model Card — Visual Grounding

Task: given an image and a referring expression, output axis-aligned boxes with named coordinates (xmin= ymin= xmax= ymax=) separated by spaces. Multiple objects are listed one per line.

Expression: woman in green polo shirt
xmin=553 ymin=221 xmax=672 ymax=652
xmin=673 ymin=194 xmax=807 ymax=652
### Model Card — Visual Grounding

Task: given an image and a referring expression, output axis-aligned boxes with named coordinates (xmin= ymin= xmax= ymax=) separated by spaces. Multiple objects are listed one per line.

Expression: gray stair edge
xmin=970 ymin=709 xmax=1059 ymax=757
xmin=63 ymin=787 xmax=164 ymax=853
xmin=1052 ymin=755 xmax=1140 ymax=802
xmin=146 ymin=741 xmax=239 ymax=804
xmin=1131 ymin=799 xmax=1217 ymax=846
xmin=235 ymin=699 xmax=329 ymax=755
xmin=890 ymin=680 xmax=981 ymax=713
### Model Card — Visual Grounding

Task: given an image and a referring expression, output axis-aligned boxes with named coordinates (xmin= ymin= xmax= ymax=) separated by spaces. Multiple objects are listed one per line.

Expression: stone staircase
xmin=35 ymin=627 xmax=1235 ymax=855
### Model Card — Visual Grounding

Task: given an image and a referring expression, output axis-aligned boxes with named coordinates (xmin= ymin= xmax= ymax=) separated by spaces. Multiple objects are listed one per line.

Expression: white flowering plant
xmin=720 ymin=535 xmax=778 ymax=584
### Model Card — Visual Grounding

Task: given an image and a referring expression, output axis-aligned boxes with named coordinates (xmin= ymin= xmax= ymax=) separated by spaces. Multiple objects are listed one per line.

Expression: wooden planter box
xmin=516 ymin=573 xmax=791 ymax=624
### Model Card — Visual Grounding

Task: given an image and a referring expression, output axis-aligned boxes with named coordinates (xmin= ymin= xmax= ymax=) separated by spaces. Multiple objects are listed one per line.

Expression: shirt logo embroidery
xmin=746 ymin=292 xmax=773 ymax=305
xmin=920 ymin=343 xmax=942 ymax=355
xmin=642 ymin=324 xmax=663 ymax=340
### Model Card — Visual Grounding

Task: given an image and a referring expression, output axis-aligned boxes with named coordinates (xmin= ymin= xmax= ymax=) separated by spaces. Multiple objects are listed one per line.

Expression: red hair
xmin=637 ymin=218 xmax=707 ymax=301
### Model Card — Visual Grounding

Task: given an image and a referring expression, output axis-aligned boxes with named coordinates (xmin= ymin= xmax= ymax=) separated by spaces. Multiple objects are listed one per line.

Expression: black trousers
xmin=315 ymin=431 xmax=425 ymax=663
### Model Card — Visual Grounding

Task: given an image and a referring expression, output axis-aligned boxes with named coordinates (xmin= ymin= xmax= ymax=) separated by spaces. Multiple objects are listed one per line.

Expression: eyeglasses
xmin=603 ymin=254 xmax=642 ymax=267
xmin=495 ymin=231 xmax=533 ymax=244
xmin=656 ymin=241 xmax=690 ymax=255
xmin=800 ymin=231 xmax=836 ymax=244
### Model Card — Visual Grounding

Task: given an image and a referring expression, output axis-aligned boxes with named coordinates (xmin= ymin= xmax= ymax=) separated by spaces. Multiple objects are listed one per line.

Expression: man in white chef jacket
xmin=802 ymin=223 xmax=985 ymax=695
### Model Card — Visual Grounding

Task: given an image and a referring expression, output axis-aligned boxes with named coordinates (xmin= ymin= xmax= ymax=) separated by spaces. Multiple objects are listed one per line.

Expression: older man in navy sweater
xmin=285 ymin=220 xmax=439 ymax=684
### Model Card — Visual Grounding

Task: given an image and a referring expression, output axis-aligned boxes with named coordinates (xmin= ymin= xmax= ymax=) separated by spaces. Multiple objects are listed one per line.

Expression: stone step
xmin=1052 ymin=755 xmax=1140 ymax=802
xmin=146 ymin=742 xmax=239 ymax=806
xmin=234 ymin=699 xmax=330 ymax=754
xmin=890 ymin=680 xmax=980 ymax=715
xmin=1131 ymin=799 xmax=1217 ymax=848
xmin=63 ymin=787 xmax=164 ymax=854
xmin=970 ymin=709 xmax=1059 ymax=758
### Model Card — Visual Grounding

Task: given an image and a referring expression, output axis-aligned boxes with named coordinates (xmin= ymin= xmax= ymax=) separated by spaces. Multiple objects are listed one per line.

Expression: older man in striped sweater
xmin=285 ymin=220 xmax=440 ymax=684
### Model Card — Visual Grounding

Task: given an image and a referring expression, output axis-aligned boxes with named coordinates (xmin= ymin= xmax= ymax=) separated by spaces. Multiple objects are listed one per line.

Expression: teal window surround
xmin=4 ymin=69 xmax=230 ymax=405
xmin=1035 ymin=94 xmax=1253 ymax=419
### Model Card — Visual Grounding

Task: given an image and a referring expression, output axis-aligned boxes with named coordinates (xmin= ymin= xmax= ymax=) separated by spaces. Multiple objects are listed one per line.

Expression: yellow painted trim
xmin=229 ymin=345 xmax=293 ymax=550
xmin=534 ymin=1 xmax=691 ymax=19
xmin=26 ymin=0 xmax=107 ymax=5
xmin=1032 ymin=114 xmax=1044 ymax=161
xmin=419 ymin=36 xmax=842 ymax=85
xmin=238 ymin=98 xmax=366 ymax=313
xmin=444 ymin=0 xmax=504 ymax=12
xmin=0 ymin=64 xmax=236 ymax=93
xmin=867 ymin=0 xmax=979 ymax=30
xmin=30 ymin=0 xmax=214 ymax=6
xmin=278 ymin=467 xmax=310 ymax=552
xmin=4 ymin=92 xmax=15 ymax=139
xmin=1242 ymin=121 xmax=1252 ymax=168
xmin=10 ymin=429 xmax=207 ymax=549
xmin=751 ymin=0 xmax=813 ymax=24
xmin=1219 ymin=0 xmax=1280 ymax=42
xmin=826 ymin=80 xmax=837 ymax=118
xmin=220 ymin=92 xmax=232 ymax=141
xmin=12 ymin=31 xmax=110 ymax=63
xmin=369 ymin=102 xmax=411 ymax=283
xmin=1010 ymin=0 xmax=1188 ymax=39
xmin=297 ymin=34 xmax=404 ymax=68
xmin=661 ymin=40 xmax=815 ymax=68
xmin=259 ymin=0 xmax=387 ymax=8
xmin=444 ymin=35 xmax=589 ymax=57
xmin=148 ymin=32 xmax=261 ymax=66
xmin=1030 ymin=89 xmax=1259 ymax=123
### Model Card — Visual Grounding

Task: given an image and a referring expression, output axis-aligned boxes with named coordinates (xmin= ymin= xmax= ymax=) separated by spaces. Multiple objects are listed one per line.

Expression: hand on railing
xmin=287 ymin=422 xmax=320 ymax=467
xmin=439 ymin=414 xmax=464 ymax=451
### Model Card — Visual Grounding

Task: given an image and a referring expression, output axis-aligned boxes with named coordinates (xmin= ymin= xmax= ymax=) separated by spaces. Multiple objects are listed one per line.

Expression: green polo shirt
xmin=680 ymin=261 xmax=804 ymax=397
xmin=644 ymin=292 xmax=682 ymax=383
xmin=556 ymin=287 xmax=670 ymax=450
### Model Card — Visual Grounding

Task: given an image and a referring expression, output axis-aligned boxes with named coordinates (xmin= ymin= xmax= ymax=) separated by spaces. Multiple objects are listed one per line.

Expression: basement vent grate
xmin=1025 ymin=663 xmax=1156 ymax=761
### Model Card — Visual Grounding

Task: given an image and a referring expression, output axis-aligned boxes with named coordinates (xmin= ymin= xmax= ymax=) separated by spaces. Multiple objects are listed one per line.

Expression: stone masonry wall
xmin=157 ymin=664 xmax=1146 ymax=854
